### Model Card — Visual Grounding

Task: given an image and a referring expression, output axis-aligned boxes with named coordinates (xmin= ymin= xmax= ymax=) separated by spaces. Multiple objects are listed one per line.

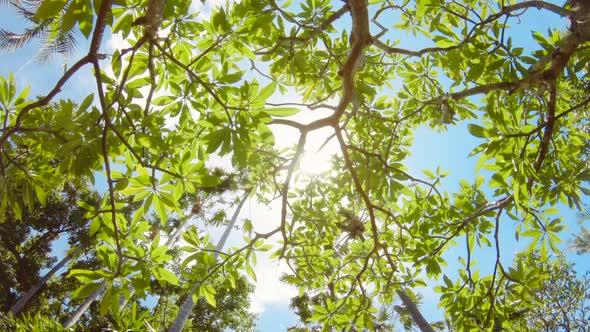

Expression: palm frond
xmin=35 ymin=28 xmax=79 ymax=62
xmin=0 ymin=24 xmax=46 ymax=52
xmin=12 ymin=2 xmax=37 ymax=21
xmin=13 ymin=0 xmax=44 ymax=9
xmin=1 ymin=0 xmax=79 ymax=62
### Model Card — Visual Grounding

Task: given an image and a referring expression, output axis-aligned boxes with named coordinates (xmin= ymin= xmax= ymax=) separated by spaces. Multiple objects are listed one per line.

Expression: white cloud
xmin=251 ymin=257 xmax=298 ymax=314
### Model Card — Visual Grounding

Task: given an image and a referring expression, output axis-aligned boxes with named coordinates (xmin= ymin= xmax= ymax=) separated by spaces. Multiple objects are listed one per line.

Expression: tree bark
xmin=63 ymin=282 xmax=107 ymax=329
xmin=10 ymin=245 xmax=83 ymax=315
xmin=167 ymin=191 xmax=249 ymax=332
xmin=396 ymin=289 xmax=435 ymax=332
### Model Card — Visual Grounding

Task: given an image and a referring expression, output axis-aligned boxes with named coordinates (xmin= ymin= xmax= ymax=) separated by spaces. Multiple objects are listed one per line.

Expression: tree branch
xmin=396 ymin=289 xmax=435 ymax=332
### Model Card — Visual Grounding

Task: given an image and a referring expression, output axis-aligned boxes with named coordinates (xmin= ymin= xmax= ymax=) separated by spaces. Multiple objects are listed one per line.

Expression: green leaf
xmin=433 ymin=36 xmax=455 ymax=48
xmin=150 ymin=245 xmax=169 ymax=261
xmin=245 ymin=263 xmax=256 ymax=281
xmin=467 ymin=124 xmax=498 ymax=138
xmin=69 ymin=269 xmax=107 ymax=282
xmin=152 ymin=96 xmax=176 ymax=106
xmin=89 ymin=217 xmax=100 ymax=236
xmin=72 ymin=282 xmax=103 ymax=299
xmin=205 ymin=129 xmax=227 ymax=153
xmin=114 ymin=178 xmax=129 ymax=191
xmin=532 ymin=31 xmax=551 ymax=49
xmin=201 ymin=284 xmax=217 ymax=307
xmin=14 ymin=85 xmax=30 ymax=105
xmin=34 ymin=0 xmax=68 ymax=21
xmin=12 ymin=202 xmax=22 ymax=220
xmin=62 ymin=1 xmax=82 ymax=33
xmin=251 ymin=82 xmax=276 ymax=108
xmin=151 ymin=233 xmax=160 ymax=251
xmin=219 ymin=71 xmax=244 ymax=84
xmin=79 ymin=10 xmax=93 ymax=37
xmin=154 ymin=195 xmax=168 ymax=225
xmin=263 ymin=107 xmax=300 ymax=117
xmin=154 ymin=267 xmax=179 ymax=285
xmin=100 ymin=286 xmax=114 ymax=315
xmin=77 ymin=200 xmax=96 ymax=211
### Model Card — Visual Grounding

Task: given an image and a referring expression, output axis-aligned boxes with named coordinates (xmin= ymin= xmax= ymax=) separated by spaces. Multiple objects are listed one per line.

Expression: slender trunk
xmin=63 ymin=282 xmax=107 ymax=329
xmin=396 ymin=289 xmax=435 ymax=332
xmin=167 ymin=191 xmax=249 ymax=332
xmin=10 ymin=245 xmax=83 ymax=315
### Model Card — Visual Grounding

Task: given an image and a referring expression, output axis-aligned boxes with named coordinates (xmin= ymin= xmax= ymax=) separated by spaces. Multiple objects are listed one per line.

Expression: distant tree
xmin=0 ymin=181 xmax=99 ymax=314
xmin=189 ymin=275 xmax=257 ymax=331
xmin=500 ymin=251 xmax=590 ymax=331
xmin=572 ymin=225 xmax=590 ymax=255
xmin=149 ymin=275 xmax=257 ymax=332
xmin=0 ymin=185 xmax=258 ymax=331
xmin=571 ymin=207 xmax=590 ymax=255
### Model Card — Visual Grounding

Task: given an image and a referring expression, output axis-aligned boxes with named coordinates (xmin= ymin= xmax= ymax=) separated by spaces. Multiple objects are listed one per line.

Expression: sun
xmin=298 ymin=150 xmax=334 ymax=176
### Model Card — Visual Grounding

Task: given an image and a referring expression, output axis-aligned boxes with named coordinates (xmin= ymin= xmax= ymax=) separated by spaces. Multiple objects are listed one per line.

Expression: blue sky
xmin=1 ymin=1 xmax=589 ymax=331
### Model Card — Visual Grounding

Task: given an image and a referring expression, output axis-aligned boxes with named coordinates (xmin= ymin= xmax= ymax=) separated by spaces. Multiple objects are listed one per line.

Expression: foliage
xmin=571 ymin=209 xmax=590 ymax=254
xmin=1 ymin=0 xmax=590 ymax=330
xmin=0 ymin=181 xmax=99 ymax=313
xmin=0 ymin=312 xmax=65 ymax=332
xmin=147 ymin=213 xmax=258 ymax=332
xmin=505 ymin=251 xmax=590 ymax=331
xmin=189 ymin=275 xmax=257 ymax=331
xmin=572 ymin=225 xmax=590 ymax=254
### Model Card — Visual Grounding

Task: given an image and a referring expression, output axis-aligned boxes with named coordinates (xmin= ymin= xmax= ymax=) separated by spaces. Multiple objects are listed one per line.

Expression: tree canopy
xmin=1 ymin=0 xmax=589 ymax=330
xmin=506 ymin=251 xmax=590 ymax=331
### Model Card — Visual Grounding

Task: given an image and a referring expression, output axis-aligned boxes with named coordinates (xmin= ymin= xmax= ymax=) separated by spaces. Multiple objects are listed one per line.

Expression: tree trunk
xmin=167 ymin=191 xmax=249 ymax=332
xmin=10 ymin=245 xmax=83 ymax=315
xmin=396 ymin=289 xmax=435 ymax=332
xmin=63 ymin=282 xmax=106 ymax=329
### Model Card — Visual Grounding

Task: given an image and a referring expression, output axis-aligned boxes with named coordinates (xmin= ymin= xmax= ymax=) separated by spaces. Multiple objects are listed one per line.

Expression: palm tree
xmin=0 ymin=0 xmax=78 ymax=62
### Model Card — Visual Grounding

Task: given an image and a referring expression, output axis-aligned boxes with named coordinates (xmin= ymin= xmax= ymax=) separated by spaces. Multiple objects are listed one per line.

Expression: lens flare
xmin=298 ymin=151 xmax=333 ymax=176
